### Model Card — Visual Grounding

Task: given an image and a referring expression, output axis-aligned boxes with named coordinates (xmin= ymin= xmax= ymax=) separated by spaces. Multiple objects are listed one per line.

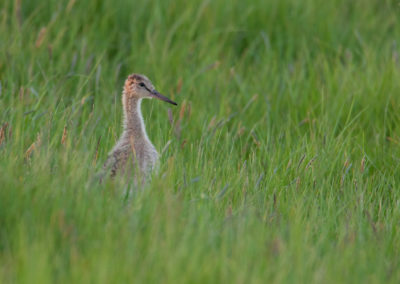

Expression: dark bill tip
xmin=151 ymin=90 xmax=177 ymax=106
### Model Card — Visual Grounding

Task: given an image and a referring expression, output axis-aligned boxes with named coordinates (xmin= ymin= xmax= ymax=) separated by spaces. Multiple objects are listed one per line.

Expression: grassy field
xmin=1 ymin=0 xmax=400 ymax=282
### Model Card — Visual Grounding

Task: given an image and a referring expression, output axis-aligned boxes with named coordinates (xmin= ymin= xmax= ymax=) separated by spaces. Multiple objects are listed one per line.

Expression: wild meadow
xmin=1 ymin=0 xmax=400 ymax=283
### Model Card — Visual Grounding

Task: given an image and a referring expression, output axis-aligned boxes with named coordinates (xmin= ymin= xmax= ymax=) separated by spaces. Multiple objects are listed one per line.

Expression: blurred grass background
xmin=1 ymin=0 xmax=400 ymax=283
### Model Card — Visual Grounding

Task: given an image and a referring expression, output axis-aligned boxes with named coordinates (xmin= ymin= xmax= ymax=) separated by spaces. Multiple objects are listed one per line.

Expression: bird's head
xmin=123 ymin=74 xmax=177 ymax=106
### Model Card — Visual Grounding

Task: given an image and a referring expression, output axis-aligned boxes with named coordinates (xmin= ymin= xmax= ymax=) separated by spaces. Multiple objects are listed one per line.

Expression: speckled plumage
xmin=102 ymin=74 xmax=177 ymax=182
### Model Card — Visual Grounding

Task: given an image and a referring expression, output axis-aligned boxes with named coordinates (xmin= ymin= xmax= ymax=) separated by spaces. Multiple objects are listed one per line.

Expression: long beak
xmin=150 ymin=90 xmax=177 ymax=106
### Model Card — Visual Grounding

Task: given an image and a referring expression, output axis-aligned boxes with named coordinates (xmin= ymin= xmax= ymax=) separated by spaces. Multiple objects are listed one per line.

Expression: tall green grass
xmin=1 ymin=0 xmax=400 ymax=282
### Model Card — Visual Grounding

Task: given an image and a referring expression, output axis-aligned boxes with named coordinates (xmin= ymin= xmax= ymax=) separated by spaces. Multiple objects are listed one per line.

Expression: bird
xmin=101 ymin=73 xmax=177 ymax=182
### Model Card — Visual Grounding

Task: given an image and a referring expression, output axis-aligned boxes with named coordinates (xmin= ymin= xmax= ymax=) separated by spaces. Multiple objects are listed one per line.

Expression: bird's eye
xmin=139 ymin=82 xmax=146 ymax=87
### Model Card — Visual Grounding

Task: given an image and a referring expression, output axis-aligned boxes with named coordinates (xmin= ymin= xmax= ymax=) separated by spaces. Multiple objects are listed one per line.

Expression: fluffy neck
xmin=122 ymin=96 xmax=148 ymax=141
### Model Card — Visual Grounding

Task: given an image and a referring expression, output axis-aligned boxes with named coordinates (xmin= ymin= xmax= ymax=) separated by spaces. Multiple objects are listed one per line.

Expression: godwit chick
xmin=102 ymin=74 xmax=177 ymax=181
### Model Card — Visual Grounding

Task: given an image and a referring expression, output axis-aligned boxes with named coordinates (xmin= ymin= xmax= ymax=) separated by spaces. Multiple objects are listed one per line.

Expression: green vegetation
xmin=1 ymin=0 xmax=400 ymax=282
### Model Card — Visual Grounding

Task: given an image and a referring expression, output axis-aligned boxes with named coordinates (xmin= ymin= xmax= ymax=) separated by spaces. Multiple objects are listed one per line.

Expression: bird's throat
xmin=123 ymin=98 xmax=148 ymax=140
